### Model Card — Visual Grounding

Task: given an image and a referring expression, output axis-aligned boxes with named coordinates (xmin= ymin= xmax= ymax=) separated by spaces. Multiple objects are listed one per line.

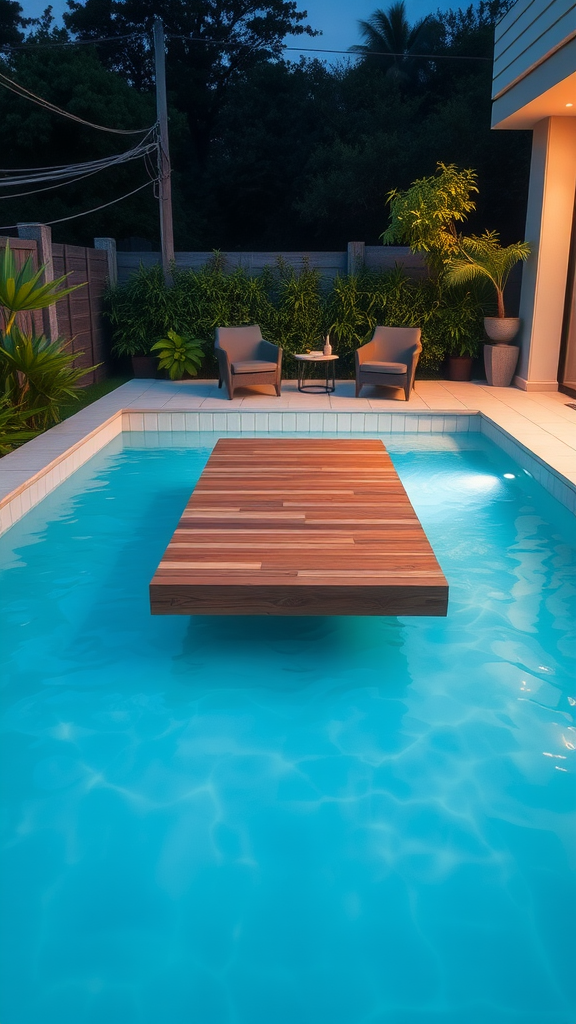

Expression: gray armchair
xmin=355 ymin=326 xmax=422 ymax=401
xmin=215 ymin=326 xmax=283 ymax=400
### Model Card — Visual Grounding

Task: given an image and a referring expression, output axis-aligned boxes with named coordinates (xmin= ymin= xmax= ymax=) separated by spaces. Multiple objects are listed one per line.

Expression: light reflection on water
xmin=0 ymin=432 xmax=575 ymax=1024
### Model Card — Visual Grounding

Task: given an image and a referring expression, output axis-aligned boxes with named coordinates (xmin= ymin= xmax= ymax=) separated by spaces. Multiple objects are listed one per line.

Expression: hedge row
xmin=106 ymin=258 xmax=484 ymax=377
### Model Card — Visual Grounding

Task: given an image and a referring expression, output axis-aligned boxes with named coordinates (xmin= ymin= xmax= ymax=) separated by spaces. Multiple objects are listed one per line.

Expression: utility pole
xmin=153 ymin=17 xmax=175 ymax=283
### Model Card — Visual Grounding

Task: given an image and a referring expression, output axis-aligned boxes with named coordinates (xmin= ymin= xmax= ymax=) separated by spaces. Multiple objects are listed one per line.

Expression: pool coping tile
xmin=1 ymin=379 xmax=575 ymax=533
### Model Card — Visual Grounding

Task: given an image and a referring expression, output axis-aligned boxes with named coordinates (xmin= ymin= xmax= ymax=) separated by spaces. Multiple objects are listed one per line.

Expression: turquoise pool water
xmin=0 ymin=432 xmax=575 ymax=1024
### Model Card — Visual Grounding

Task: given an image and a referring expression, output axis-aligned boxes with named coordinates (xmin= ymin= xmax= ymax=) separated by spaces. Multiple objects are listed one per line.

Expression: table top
xmin=294 ymin=352 xmax=339 ymax=362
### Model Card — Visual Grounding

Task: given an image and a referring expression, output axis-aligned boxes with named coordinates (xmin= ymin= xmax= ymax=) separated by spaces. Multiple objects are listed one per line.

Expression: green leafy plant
xmin=444 ymin=231 xmax=531 ymax=318
xmin=0 ymin=241 xmax=83 ymax=336
xmin=106 ymin=263 xmax=171 ymax=357
xmin=433 ymin=288 xmax=483 ymax=357
xmin=0 ymin=393 xmax=42 ymax=454
xmin=0 ymin=328 xmax=98 ymax=428
xmin=151 ymin=330 xmax=204 ymax=380
xmin=381 ymin=162 xmax=478 ymax=274
xmin=0 ymin=241 xmax=96 ymax=446
xmin=273 ymin=260 xmax=325 ymax=353
xmin=107 ymin=259 xmax=488 ymax=377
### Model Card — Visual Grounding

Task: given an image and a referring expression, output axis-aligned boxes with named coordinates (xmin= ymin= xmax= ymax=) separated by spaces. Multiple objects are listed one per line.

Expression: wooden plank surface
xmin=150 ymin=438 xmax=449 ymax=617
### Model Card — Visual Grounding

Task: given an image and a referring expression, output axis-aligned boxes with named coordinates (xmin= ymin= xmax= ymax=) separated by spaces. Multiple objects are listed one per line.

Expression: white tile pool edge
xmin=1 ymin=409 xmax=574 ymax=536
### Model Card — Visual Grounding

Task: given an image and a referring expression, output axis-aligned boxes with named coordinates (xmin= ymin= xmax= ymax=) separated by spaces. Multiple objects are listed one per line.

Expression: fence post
xmin=17 ymin=222 xmax=58 ymax=340
xmin=347 ymin=241 xmax=365 ymax=276
xmin=94 ymin=237 xmax=118 ymax=288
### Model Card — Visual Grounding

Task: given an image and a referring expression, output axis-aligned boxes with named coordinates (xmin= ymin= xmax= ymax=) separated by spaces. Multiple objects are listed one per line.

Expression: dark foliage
xmin=0 ymin=0 xmax=531 ymax=251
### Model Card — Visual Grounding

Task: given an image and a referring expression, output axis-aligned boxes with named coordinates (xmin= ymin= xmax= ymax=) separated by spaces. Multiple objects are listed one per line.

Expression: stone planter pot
xmin=484 ymin=344 xmax=519 ymax=387
xmin=447 ymin=355 xmax=473 ymax=381
xmin=484 ymin=317 xmax=520 ymax=343
xmin=131 ymin=355 xmax=158 ymax=378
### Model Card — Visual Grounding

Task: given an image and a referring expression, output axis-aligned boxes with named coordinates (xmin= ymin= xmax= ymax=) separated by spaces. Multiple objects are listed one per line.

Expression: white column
xmin=515 ymin=116 xmax=576 ymax=390
xmin=17 ymin=222 xmax=58 ymax=341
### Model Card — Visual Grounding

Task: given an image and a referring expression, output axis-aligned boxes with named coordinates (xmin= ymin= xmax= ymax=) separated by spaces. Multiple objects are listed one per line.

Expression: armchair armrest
xmin=259 ymin=339 xmax=281 ymax=363
xmin=356 ymin=338 xmax=378 ymax=365
xmin=216 ymin=345 xmax=230 ymax=371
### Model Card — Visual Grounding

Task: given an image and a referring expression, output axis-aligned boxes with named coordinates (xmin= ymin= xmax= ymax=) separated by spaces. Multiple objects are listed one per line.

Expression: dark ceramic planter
xmin=447 ymin=355 xmax=473 ymax=381
xmin=131 ymin=355 xmax=158 ymax=379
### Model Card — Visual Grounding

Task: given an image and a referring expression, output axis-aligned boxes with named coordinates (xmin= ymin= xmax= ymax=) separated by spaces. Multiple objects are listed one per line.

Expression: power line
xmin=0 ymin=67 xmax=153 ymax=133
xmin=0 ymin=29 xmax=493 ymax=62
xmin=0 ymin=133 xmax=157 ymax=189
xmin=167 ymin=34 xmax=493 ymax=61
xmin=0 ymin=138 xmax=158 ymax=199
xmin=0 ymin=32 xmax=147 ymax=52
xmin=0 ymin=178 xmax=156 ymax=231
xmin=294 ymin=45 xmax=491 ymax=61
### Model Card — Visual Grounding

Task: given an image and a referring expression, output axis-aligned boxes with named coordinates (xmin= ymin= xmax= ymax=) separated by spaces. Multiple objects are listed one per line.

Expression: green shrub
xmin=0 ymin=328 xmax=98 ymax=429
xmin=0 ymin=393 xmax=41 ymax=455
xmin=151 ymin=330 xmax=204 ymax=380
xmin=106 ymin=258 xmax=483 ymax=377
xmin=106 ymin=263 xmax=171 ymax=357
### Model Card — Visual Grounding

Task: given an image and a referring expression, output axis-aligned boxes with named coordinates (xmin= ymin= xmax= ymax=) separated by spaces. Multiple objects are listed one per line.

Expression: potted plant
xmin=445 ymin=231 xmax=531 ymax=386
xmin=436 ymin=289 xmax=483 ymax=381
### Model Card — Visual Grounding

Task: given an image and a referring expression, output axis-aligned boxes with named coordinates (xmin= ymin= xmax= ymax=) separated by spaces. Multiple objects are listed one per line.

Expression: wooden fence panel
xmin=52 ymin=243 xmax=108 ymax=384
xmin=0 ymin=236 xmax=44 ymax=337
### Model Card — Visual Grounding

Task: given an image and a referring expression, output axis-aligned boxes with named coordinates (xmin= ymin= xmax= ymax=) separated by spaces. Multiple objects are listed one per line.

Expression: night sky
xmin=20 ymin=0 xmax=455 ymax=54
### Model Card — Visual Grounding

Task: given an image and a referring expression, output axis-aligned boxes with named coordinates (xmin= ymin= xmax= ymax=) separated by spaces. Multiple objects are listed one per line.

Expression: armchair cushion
xmin=231 ymin=360 xmax=278 ymax=374
xmin=361 ymin=361 xmax=407 ymax=375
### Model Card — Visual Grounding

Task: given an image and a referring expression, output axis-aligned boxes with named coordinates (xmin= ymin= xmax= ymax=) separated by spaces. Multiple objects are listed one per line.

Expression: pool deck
xmin=1 ymin=378 xmax=575 ymax=532
xmin=150 ymin=437 xmax=449 ymax=617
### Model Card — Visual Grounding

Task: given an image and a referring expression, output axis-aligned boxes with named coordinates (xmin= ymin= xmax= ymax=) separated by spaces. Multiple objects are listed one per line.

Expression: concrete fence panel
xmin=116 ymin=246 xmax=428 ymax=286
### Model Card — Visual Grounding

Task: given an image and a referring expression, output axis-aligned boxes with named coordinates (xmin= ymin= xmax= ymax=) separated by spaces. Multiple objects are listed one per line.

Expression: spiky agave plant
xmin=0 ymin=393 xmax=42 ymax=454
xmin=0 ymin=241 xmax=83 ymax=336
xmin=444 ymin=231 xmax=530 ymax=318
xmin=0 ymin=328 xmax=99 ymax=428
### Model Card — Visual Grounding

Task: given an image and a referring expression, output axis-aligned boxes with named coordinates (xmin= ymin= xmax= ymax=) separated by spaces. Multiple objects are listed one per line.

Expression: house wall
xmin=491 ymin=0 xmax=576 ymax=391
xmin=493 ymin=0 xmax=576 ymax=102
xmin=516 ymin=117 xmax=576 ymax=389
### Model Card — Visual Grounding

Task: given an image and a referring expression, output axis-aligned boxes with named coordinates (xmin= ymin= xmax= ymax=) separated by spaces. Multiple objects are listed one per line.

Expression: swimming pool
xmin=1 ymin=432 xmax=575 ymax=1024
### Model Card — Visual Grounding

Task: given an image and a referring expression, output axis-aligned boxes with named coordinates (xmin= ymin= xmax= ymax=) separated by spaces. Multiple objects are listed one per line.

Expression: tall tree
xmin=0 ymin=18 xmax=159 ymax=244
xmin=64 ymin=0 xmax=318 ymax=166
xmin=0 ymin=0 xmax=27 ymax=47
xmin=350 ymin=1 xmax=440 ymax=81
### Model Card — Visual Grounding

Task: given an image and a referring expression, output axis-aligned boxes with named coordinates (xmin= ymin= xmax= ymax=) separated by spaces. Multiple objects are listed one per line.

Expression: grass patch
xmin=59 ymin=375 xmax=131 ymax=421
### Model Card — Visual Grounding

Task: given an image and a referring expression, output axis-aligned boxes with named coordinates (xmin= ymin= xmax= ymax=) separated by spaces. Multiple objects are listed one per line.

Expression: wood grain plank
xmin=149 ymin=439 xmax=449 ymax=616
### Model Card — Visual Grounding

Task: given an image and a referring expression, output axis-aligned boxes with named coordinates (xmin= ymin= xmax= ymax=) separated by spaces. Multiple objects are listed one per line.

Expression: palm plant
xmin=0 ymin=241 xmax=82 ymax=336
xmin=0 ymin=394 xmax=42 ymax=455
xmin=350 ymin=1 xmax=438 ymax=79
xmin=0 ymin=328 xmax=98 ymax=428
xmin=444 ymin=231 xmax=531 ymax=318
xmin=0 ymin=242 xmax=99 ymax=437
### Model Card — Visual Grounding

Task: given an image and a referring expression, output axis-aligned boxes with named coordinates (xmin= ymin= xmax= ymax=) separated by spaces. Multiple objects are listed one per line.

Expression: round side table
xmin=294 ymin=353 xmax=339 ymax=393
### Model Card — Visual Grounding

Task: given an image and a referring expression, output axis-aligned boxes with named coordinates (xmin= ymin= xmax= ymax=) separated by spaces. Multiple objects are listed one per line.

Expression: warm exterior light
xmin=567 ymin=103 xmax=574 ymax=107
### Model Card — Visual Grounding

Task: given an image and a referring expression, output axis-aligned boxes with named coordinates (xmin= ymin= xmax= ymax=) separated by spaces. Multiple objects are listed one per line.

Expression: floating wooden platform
xmin=149 ymin=438 xmax=449 ymax=617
